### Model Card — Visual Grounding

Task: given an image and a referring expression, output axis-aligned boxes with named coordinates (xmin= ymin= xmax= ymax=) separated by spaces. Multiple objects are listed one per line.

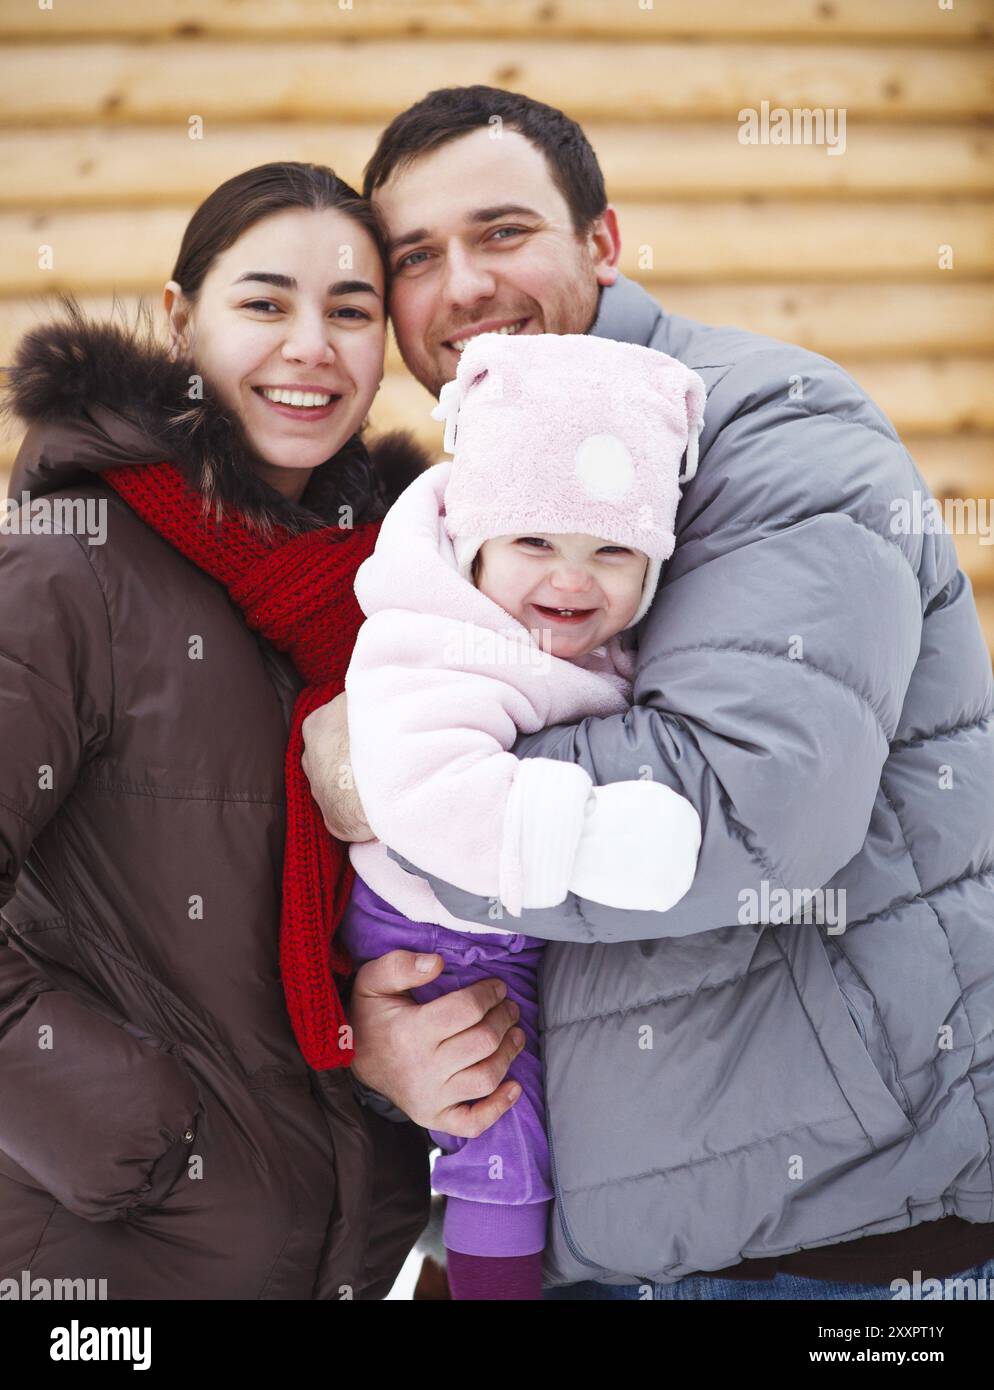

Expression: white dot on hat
xmin=574 ymin=433 xmax=636 ymax=500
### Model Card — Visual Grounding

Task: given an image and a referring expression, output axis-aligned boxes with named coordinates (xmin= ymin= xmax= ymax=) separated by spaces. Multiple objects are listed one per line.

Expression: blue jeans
xmin=543 ymin=1255 xmax=994 ymax=1300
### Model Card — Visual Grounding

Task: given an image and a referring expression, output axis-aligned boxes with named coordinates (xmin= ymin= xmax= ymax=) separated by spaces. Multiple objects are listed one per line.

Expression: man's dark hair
xmin=363 ymin=85 xmax=608 ymax=234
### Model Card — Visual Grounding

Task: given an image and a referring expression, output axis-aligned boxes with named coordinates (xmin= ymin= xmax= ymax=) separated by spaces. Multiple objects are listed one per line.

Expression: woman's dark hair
xmin=363 ymin=86 xmax=608 ymax=234
xmin=171 ymin=161 xmax=389 ymax=298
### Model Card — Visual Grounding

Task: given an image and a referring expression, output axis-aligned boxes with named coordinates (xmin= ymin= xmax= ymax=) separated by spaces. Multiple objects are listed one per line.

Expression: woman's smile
xmin=166 ymin=204 xmax=387 ymax=499
xmin=251 ymin=383 xmax=345 ymax=423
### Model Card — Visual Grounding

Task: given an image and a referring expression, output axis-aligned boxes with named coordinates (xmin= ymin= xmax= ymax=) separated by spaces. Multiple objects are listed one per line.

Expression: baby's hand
xmin=568 ymin=780 xmax=702 ymax=912
xmin=301 ymin=693 xmax=374 ymax=843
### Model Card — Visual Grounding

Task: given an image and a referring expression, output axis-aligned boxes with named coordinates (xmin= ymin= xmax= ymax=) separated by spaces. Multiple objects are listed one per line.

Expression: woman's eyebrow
xmin=231 ymin=272 xmax=380 ymax=297
xmin=232 ymin=272 xmax=296 ymax=288
xmin=329 ymin=279 xmax=381 ymax=298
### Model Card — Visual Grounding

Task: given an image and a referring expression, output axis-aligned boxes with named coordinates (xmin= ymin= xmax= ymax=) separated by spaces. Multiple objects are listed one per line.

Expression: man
xmin=303 ymin=86 xmax=994 ymax=1297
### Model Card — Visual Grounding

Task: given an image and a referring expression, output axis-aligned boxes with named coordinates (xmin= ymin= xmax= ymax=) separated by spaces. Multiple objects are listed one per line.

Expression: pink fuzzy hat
xmin=433 ymin=332 xmax=707 ymax=629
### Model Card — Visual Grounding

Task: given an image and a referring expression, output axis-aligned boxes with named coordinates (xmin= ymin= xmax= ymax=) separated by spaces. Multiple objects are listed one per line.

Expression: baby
xmin=330 ymin=331 xmax=707 ymax=1300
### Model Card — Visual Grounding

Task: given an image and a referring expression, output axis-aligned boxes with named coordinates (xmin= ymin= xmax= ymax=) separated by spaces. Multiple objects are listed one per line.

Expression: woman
xmin=0 ymin=163 xmax=430 ymax=1299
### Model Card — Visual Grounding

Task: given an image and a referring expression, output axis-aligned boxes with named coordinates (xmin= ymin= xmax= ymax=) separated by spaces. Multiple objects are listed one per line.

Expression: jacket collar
xmin=2 ymin=297 xmax=429 ymax=533
xmin=589 ymin=272 xmax=667 ymax=351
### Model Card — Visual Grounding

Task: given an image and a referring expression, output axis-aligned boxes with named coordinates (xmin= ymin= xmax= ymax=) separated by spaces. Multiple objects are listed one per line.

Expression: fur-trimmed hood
xmin=2 ymin=297 xmax=431 ymax=534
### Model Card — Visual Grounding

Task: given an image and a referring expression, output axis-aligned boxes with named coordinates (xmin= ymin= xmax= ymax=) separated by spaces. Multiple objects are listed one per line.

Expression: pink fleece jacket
xmin=341 ymin=460 xmax=635 ymax=932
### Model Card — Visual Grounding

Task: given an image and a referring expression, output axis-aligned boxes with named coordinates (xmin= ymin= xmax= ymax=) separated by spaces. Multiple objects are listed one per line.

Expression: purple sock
xmin=445 ymin=1248 xmax=544 ymax=1301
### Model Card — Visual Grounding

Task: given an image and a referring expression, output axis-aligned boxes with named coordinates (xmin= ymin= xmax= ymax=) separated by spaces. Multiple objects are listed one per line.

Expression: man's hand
xmin=301 ymin=692 xmax=374 ymax=843
xmin=350 ymin=949 xmax=526 ymax=1137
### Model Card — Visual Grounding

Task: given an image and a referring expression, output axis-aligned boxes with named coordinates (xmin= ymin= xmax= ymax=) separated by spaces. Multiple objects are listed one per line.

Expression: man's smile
xmin=442 ymin=316 xmax=531 ymax=354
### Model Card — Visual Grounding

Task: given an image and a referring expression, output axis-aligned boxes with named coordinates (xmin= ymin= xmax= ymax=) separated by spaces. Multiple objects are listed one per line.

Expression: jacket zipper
xmin=548 ymin=1122 xmax=657 ymax=1289
xmin=546 ymin=1114 xmax=605 ymax=1272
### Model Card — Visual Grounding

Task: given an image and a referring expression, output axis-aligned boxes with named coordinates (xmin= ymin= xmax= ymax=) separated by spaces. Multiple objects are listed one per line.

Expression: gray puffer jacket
xmin=391 ymin=273 xmax=994 ymax=1286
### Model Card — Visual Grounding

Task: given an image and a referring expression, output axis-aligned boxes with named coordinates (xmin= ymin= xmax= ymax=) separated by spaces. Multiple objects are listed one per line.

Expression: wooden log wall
xmin=1 ymin=0 xmax=992 ymax=652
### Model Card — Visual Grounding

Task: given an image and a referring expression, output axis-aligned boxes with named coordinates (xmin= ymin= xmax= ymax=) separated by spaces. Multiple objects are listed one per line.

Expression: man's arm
xmin=391 ymin=349 xmax=925 ymax=943
xmin=301 ymin=693 xmax=373 ymax=842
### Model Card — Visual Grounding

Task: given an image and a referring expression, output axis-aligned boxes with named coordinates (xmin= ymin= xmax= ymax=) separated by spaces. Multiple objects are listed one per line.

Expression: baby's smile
xmin=469 ymin=532 xmax=648 ymax=660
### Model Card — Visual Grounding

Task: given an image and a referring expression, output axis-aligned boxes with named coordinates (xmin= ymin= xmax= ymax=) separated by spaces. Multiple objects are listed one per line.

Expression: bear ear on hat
xmin=647 ymin=354 xmax=708 ymax=485
xmin=680 ymin=372 xmax=708 ymax=483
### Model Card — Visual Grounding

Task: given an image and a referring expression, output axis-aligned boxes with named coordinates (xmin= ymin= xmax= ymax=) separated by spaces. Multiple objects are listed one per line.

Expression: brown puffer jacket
xmin=0 ymin=307 xmax=431 ymax=1300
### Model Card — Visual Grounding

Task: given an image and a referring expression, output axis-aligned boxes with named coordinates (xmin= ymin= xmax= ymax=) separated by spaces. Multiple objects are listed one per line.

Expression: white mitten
xmin=567 ymin=780 xmax=702 ymax=912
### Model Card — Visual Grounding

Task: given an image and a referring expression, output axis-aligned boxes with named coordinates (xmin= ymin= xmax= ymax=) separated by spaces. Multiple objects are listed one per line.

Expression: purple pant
xmin=341 ymin=874 xmax=553 ymax=1257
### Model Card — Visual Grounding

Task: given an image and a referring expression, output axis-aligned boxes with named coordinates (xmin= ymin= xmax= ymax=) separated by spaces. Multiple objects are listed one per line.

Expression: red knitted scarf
xmin=104 ymin=460 xmax=378 ymax=1070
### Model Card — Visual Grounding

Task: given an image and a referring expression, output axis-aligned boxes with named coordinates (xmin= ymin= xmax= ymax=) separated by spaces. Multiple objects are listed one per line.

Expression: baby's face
xmin=474 ymin=532 xmax=649 ymax=660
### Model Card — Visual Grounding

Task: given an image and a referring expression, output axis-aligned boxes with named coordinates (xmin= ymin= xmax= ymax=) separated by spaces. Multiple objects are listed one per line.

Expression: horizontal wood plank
xmin=836 ymin=359 xmax=994 ymax=436
xmin=654 ymin=283 xmax=994 ymax=357
xmin=2 ymin=0 xmax=990 ymax=42
xmin=616 ymin=203 xmax=994 ymax=281
xmin=3 ymin=123 xmax=991 ymax=208
xmin=1 ymin=42 xmax=990 ymax=124
xmin=3 ymin=203 xmax=991 ymax=293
